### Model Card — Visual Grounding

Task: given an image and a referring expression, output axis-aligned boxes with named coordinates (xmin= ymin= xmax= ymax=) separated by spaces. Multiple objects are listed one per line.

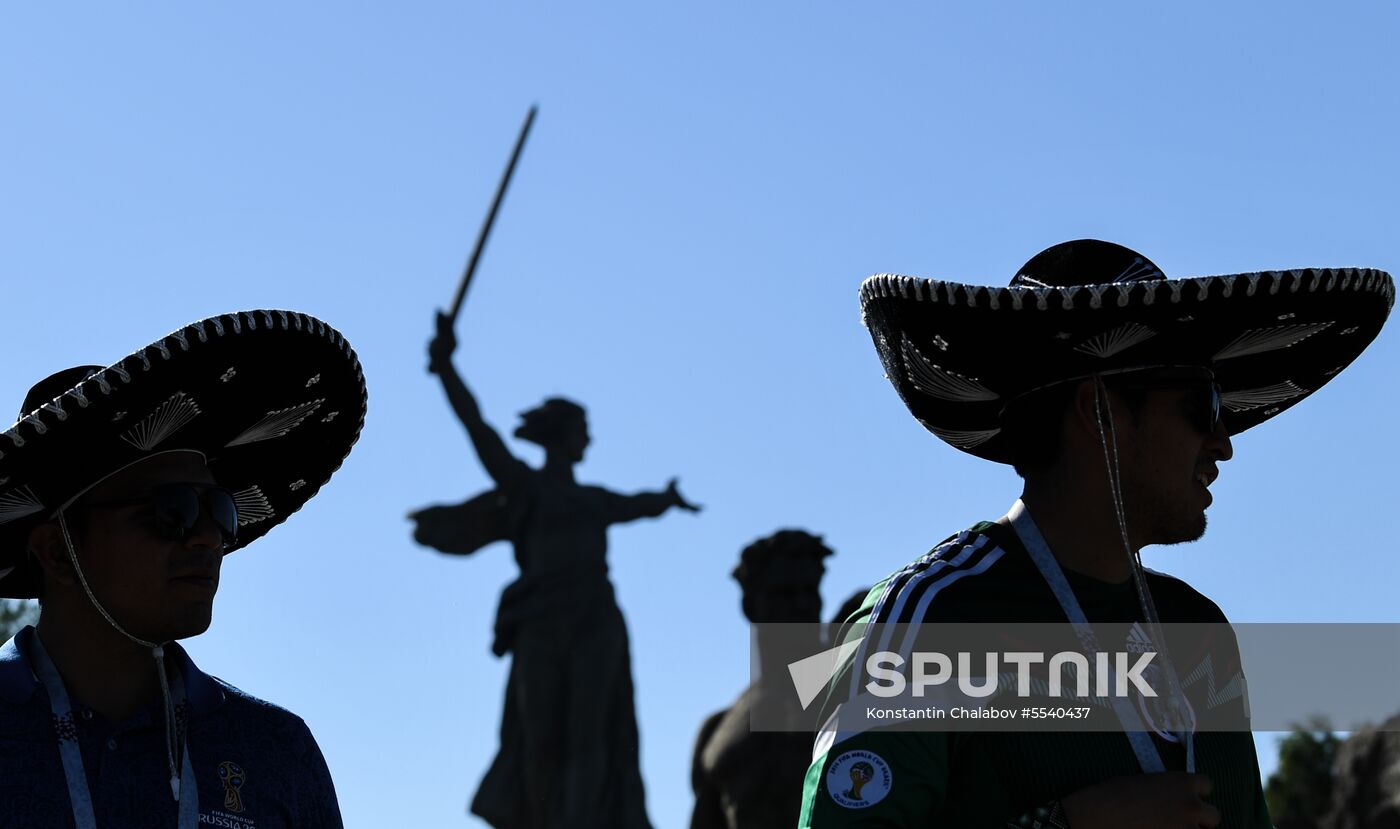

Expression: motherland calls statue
xmin=412 ymin=312 xmax=700 ymax=829
xmin=408 ymin=108 xmax=698 ymax=828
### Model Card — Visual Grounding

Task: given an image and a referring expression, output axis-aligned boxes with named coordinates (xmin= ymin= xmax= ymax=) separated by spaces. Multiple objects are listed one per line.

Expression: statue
xmin=408 ymin=110 xmax=697 ymax=827
xmin=413 ymin=312 xmax=700 ymax=829
xmin=689 ymin=530 xmax=837 ymax=829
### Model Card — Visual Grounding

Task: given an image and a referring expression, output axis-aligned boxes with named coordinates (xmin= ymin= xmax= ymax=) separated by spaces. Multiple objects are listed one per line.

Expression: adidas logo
xmin=1125 ymin=622 xmax=1155 ymax=654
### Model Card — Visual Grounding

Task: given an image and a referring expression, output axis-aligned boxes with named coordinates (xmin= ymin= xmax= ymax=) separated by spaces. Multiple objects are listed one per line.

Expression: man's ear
xmin=1067 ymin=379 xmax=1105 ymax=443
xmin=1067 ymin=377 xmax=1135 ymax=448
xmin=26 ymin=522 xmax=77 ymax=589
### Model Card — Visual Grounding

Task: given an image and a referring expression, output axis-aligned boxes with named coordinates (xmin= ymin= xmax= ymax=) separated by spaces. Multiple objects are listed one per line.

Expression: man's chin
xmin=1157 ymin=514 xmax=1208 ymax=547
xmin=161 ymin=608 xmax=215 ymax=642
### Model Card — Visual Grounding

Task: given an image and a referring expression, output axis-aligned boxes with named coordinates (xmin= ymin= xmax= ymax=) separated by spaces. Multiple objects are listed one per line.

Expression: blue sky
xmin=3 ymin=3 xmax=1396 ymax=826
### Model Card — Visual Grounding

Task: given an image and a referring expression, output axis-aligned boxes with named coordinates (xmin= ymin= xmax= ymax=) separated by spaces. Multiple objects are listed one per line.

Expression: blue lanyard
xmin=1007 ymin=500 xmax=1195 ymax=774
xmin=28 ymin=633 xmax=200 ymax=829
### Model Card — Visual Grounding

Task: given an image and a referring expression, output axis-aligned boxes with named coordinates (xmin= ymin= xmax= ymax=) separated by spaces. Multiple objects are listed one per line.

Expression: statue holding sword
xmin=410 ymin=108 xmax=700 ymax=829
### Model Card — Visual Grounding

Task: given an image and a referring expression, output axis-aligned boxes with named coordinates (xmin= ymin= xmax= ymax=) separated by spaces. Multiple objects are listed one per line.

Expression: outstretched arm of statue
xmin=600 ymin=478 xmax=702 ymax=525
xmin=427 ymin=311 xmax=529 ymax=488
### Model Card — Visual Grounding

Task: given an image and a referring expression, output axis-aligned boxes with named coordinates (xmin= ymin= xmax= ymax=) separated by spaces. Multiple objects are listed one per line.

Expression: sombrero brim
xmin=0 ymin=310 xmax=367 ymax=598
xmin=861 ymin=267 xmax=1394 ymax=463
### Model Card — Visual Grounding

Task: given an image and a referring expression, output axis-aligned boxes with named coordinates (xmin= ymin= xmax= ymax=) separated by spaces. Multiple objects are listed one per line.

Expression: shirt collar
xmin=0 ymin=626 xmax=37 ymax=705
xmin=0 ymin=625 xmax=225 ymax=713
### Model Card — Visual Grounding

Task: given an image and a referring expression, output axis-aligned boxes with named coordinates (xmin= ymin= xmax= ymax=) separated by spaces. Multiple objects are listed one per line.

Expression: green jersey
xmin=799 ymin=521 xmax=1270 ymax=828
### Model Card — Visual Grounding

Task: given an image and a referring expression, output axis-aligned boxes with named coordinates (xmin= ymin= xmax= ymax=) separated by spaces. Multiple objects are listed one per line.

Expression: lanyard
xmin=28 ymin=632 xmax=200 ymax=829
xmin=1006 ymin=500 xmax=1195 ymax=774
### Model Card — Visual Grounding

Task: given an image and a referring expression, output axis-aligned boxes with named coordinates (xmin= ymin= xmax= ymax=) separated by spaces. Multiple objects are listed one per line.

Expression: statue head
xmin=732 ymin=529 xmax=832 ymax=624
xmin=514 ymin=398 xmax=589 ymax=462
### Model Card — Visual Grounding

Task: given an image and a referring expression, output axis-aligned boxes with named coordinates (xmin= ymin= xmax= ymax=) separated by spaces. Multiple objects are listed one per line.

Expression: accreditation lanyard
xmin=1006 ymin=500 xmax=1194 ymax=775
xmin=28 ymin=634 xmax=200 ymax=829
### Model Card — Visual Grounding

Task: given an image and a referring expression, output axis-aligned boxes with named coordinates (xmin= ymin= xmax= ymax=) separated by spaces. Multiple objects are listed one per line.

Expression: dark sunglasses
xmin=79 ymin=483 xmax=240 ymax=546
xmin=1107 ymin=368 xmax=1223 ymax=436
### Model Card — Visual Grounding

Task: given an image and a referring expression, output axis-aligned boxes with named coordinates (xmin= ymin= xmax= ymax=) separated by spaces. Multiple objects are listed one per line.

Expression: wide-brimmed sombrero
xmin=861 ymin=240 xmax=1394 ymax=464
xmin=0 ymin=310 xmax=367 ymax=598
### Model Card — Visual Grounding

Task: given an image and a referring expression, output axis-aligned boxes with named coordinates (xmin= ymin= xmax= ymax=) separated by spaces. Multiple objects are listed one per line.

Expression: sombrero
xmin=861 ymin=240 xmax=1394 ymax=464
xmin=0 ymin=310 xmax=367 ymax=598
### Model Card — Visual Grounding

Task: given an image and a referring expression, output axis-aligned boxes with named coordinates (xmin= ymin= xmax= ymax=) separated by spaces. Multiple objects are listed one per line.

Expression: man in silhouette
xmin=800 ymin=240 xmax=1393 ymax=828
xmin=0 ymin=310 xmax=365 ymax=829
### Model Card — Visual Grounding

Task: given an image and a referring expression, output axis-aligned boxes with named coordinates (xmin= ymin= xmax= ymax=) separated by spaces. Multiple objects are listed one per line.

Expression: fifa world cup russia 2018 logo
xmin=827 ymin=750 xmax=892 ymax=809
xmin=217 ymin=761 xmax=246 ymax=813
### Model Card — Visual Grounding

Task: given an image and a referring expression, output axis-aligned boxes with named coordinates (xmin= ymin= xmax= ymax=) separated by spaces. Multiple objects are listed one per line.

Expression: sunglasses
xmin=79 ymin=483 xmax=240 ymax=546
xmin=1107 ymin=368 xmax=1223 ymax=436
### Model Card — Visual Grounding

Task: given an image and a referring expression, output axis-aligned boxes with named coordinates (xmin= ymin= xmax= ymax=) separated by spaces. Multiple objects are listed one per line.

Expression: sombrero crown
xmin=0 ymin=310 xmax=367 ymax=598
xmin=861 ymin=240 xmax=1394 ymax=463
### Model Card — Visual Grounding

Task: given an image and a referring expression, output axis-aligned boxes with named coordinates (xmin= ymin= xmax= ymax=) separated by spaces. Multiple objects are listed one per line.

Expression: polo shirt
xmin=0 ymin=626 xmax=343 ymax=829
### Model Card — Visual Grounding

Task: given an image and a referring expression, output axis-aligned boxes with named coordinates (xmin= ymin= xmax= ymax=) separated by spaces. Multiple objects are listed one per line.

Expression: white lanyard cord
xmin=1007 ymin=500 xmax=1196 ymax=774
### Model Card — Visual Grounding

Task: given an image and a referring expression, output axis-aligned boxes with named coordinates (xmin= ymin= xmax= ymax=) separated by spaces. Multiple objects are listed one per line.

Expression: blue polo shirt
xmin=0 ymin=626 xmax=343 ymax=829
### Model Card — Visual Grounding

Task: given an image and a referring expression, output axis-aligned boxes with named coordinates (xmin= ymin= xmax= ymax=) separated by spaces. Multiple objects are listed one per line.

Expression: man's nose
xmin=184 ymin=506 xmax=228 ymax=550
xmin=1208 ymin=419 xmax=1234 ymax=462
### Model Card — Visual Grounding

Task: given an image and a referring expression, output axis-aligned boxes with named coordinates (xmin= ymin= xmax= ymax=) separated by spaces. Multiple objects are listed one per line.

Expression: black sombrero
xmin=0 ymin=310 xmax=367 ymax=598
xmin=861 ymin=240 xmax=1394 ymax=464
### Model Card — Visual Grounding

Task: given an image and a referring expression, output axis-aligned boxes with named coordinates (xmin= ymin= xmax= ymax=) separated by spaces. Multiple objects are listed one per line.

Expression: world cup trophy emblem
xmin=218 ymin=761 xmax=246 ymax=813
xmin=844 ymin=761 xmax=874 ymax=801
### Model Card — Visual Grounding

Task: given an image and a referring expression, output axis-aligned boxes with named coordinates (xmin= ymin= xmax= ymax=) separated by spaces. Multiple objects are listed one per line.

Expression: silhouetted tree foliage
xmin=0 ymin=599 xmax=38 ymax=642
xmin=1266 ymin=722 xmax=1340 ymax=822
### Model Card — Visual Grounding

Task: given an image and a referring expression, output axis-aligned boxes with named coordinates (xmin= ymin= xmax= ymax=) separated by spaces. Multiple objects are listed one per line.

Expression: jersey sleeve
xmin=799 ymin=728 xmax=951 ymax=828
xmin=290 ymin=721 xmax=345 ymax=829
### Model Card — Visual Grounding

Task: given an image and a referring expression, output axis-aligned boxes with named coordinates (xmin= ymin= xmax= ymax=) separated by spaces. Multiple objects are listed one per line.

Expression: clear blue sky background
xmin=3 ymin=3 xmax=1396 ymax=827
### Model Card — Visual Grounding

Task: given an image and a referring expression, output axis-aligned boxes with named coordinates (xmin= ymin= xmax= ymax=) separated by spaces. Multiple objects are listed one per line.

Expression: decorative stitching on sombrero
xmin=1212 ymin=322 xmax=1333 ymax=362
xmin=232 ymin=485 xmax=276 ymax=526
xmin=0 ymin=486 xmax=44 ymax=524
xmin=902 ymin=338 xmax=999 ymax=402
xmin=225 ymin=399 xmax=325 ymax=447
xmin=120 ymin=392 xmax=203 ymax=451
xmin=922 ymin=423 xmax=1001 ymax=449
xmin=1073 ymin=324 xmax=1157 ymax=359
xmin=1115 ymin=257 xmax=1164 ymax=282
xmin=1220 ymin=382 xmax=1309 ymax=412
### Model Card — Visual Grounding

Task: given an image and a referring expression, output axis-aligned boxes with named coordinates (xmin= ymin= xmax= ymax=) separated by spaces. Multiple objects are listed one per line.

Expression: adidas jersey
xmin=799 ymin=520 xmax=1270 ymax=828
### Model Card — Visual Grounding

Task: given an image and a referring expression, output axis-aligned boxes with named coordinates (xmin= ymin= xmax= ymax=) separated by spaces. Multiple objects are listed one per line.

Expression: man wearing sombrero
xmin=0 ymin=310 xmax=366 ymax=828
xmin=799 ymin=241 xmax=1393 ymax=827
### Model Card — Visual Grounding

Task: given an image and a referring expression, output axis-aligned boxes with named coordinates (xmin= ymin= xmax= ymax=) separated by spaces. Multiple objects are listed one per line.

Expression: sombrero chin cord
xmin=1091 ymin=377 xmax=1195 ymax=770
xmin=56 ymin=511 xmax=185 ymax=803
